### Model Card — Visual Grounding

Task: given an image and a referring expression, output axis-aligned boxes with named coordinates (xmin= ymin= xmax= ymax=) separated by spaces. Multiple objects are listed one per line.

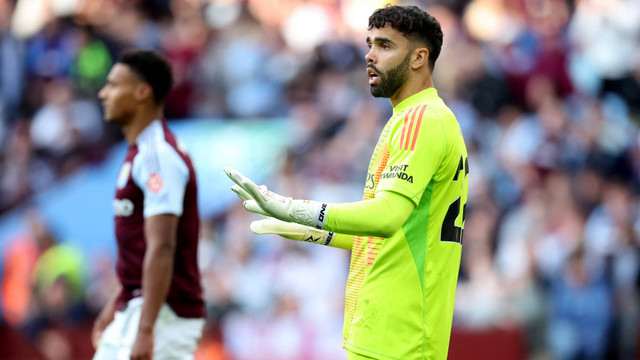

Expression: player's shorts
xmin=93 ymin=297 xmax=205 ymax=360
xmin=347 ymin=349 xmax=378 ymax=360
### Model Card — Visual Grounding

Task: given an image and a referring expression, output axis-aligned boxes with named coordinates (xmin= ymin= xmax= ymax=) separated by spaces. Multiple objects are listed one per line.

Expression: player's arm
xmin=231 ymin=184 xmax=354 ymax=249
xmin=226 ymin=168 xmax=415 ymax=239
xmin=225 ymin=107 xmax=441 ymax=240
xmin=247 ymin=193 xmax=413 ymax=246
xmin=324 ymin=190 xmax=415 ymax=238
xmin=137 ymin=214 xmax=178 ymax=335
xmin=131 ymin=143 xmax=189 ymax=359
xmin=92 ymin=282 xmax=122 ymax=349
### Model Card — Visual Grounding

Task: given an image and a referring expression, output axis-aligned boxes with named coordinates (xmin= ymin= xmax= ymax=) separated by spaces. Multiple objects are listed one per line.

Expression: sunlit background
xmin=1 ymin=0 xmax=639 ymax=359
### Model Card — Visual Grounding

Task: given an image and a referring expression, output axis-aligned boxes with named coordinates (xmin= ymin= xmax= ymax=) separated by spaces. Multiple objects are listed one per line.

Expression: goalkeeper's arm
xmin=323 ymin=190 xmax=415 ymax=238
xmin=247 ymin=191 xmax=414 ymax=249
xmin=228 ymin=179 xmax=355 ymax=249
xmin=224 ymin=167 xmax=415 ymax=244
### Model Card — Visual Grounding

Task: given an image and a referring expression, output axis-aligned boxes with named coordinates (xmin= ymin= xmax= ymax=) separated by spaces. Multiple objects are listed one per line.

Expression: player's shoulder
xmin=416 ymin=97 xmax=458 ymax=129
xmin=400 ymin=94 xmax=449 ymax=117
xmin=135 ymin=126 xmax=187 ymax=167
xmin=136 ymin=122 xmax=183 ymax=156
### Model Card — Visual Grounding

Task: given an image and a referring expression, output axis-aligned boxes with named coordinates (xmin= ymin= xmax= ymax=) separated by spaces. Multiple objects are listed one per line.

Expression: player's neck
xmin=121 ymin=106 xmax=164 ymax=145
xmin=390 ymin=73 xmax=434 ymax=108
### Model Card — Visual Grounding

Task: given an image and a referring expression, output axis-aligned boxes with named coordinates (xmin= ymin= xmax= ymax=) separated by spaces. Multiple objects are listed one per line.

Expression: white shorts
xmin=93 ymin=297 xmax=205 ymax=360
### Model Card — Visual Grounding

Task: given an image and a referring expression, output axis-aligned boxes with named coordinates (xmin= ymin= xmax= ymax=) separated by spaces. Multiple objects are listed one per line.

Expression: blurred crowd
xmin=1 ymin=0 xmax=640 ymax=359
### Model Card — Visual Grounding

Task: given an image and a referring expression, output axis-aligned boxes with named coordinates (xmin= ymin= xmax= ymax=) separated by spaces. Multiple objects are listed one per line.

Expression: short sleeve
xmin=132 ymin=142 xmax=189 ymax=217
xmin=375 ymin=105 xmax=445 ymax=205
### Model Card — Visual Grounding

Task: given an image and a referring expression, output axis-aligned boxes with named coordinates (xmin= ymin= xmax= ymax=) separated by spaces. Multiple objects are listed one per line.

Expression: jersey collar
xmin=392 ymin=87 xmax=439 ymax=116
xmin=134 ymin=118 xmax=163 ymax=146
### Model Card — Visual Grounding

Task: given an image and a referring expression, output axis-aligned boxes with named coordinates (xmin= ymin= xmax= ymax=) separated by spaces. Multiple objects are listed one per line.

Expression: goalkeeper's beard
xmin=369 ymin=51 xmax=411 ymax=99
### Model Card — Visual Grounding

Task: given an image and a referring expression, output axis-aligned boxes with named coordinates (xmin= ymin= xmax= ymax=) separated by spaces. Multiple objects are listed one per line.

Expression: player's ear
xmin=411 ymin=47 xmax=429 ymax=71
xmin=134 ymin=82 xmax=153 ymax=102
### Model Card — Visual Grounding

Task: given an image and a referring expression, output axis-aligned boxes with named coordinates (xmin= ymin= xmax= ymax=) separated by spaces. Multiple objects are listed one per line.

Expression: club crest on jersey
xmin=116 ymin=162 xmax=132 ymax=189
xmin=147 ymin=173 xmax=164 ymax=193
xmin=113 ymin=198 xmax=134 ymax=217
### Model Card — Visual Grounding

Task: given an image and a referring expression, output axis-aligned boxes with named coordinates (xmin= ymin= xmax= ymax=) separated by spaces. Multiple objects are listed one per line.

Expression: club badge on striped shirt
xmin=116 ymin=162 xmax=132 ymax=189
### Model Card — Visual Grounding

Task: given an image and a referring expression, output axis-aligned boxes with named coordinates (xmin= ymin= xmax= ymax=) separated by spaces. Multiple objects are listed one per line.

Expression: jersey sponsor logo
xmin=116 ymin=162 xmax=131 ymax=189
xmin=146 ymin=173 xmax=164 ymax=193
xmin=381 ymin=164 xmax=413 ymax=183
xmin=387 ymin=164 xmax=408 ymax=172
xmin=113 ymin=198 xmax=134 ymax=217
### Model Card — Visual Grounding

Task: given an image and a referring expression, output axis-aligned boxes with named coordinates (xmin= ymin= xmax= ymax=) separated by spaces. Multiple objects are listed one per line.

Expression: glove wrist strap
xmin=291 ymin=200 xmax=328 ymax=229
xmin=300 ymin=229 xmax=335 ymax=246
xmin=313 ymin=202 xmax=328 ymax=229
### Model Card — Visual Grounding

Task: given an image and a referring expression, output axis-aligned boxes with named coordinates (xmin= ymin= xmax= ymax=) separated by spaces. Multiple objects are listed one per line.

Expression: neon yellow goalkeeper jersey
xmin=343 ymin=87 xmax=469 ymax=360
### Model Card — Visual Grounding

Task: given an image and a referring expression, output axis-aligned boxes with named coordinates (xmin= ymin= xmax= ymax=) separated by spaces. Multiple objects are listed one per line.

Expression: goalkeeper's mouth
xmin=367 ymin=67 xmax=380 ymax=85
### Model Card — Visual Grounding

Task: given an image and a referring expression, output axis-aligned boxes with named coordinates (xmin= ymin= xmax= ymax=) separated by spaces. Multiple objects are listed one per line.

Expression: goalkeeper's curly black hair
xmin=118 ymin=49 xmax=173 ymax=104
xmin=368 ymin=5 xmax=443 ymax=72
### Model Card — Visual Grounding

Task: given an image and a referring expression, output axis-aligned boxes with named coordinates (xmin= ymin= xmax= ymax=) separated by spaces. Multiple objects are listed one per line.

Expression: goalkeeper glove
xmin=230 ymin=180 xmax=335 ymax=246
xmin=224 ymin=167 xmax=328 ymax=229
xmin=250 ymin=218 xmax=335 ymax=246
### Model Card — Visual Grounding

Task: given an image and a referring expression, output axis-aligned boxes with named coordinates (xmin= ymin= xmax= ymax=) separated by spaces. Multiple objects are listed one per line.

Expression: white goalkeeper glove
xmin=250 ymin=218 xmax=335 ymax=246
xmin=224 ymin=167 xmax=328 ymax=229
xmin=229 ymin=179 xmax=335 ymax=246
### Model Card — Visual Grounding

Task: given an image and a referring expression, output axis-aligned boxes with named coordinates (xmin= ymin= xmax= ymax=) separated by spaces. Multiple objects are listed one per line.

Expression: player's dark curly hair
xmin=118 ymin=50 xmax=173 ymax=104
xmin=368 ymin=5 xmax=443 ymax=71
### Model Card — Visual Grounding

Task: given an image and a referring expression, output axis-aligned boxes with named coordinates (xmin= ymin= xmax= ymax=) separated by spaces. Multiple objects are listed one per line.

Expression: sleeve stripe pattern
xmin=400 ymin=105 xmax=428 ymax=151
xmin=399 ymin=107 xmax=416 ymax=151
xmin=410 ymin=105 xmax=428 ymax=151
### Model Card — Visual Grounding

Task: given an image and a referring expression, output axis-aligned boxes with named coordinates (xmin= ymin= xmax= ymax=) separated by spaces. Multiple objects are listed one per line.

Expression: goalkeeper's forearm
xmin=323 ymin=191 xmax=415 ymax=238
xmin=251 ymin=191 xmax=414 ymax=244
xmin=224 ymin=167 xmax=414 ymax=243
xmin=330 ymin=233 xmax=354 ymax=250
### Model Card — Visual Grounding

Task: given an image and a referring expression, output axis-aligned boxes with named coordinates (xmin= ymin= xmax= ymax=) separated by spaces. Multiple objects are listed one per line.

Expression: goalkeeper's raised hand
xmin=228 ymin=175 xmax=335 ymax=246
xmin=224 ymin=167 xmax=327 ymax=229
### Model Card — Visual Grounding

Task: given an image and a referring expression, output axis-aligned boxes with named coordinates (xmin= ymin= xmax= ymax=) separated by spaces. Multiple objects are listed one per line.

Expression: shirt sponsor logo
xmin=147 ymin=173 xmax=164 ymax=193
xmin=113 ymin=198 xmax=134 ymax=217
xmin=116 ymin=162 xmax=131 ymax=189
xmin=381 ymin=164 xmax=413 ymax=183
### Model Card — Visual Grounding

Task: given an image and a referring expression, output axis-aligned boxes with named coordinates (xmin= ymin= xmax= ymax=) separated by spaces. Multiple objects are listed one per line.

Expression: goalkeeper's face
xmin=365 ymin=24 xmax=411 ymax=99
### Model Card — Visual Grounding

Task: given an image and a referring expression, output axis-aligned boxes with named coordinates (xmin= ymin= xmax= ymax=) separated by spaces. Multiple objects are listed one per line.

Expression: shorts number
xmin=441 ymin=156 xmax=468 ymax=244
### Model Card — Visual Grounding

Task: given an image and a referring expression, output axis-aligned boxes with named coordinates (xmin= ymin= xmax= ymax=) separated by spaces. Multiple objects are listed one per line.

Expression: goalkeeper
xmin=226 ymin=5 xmax=469 ymax=360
